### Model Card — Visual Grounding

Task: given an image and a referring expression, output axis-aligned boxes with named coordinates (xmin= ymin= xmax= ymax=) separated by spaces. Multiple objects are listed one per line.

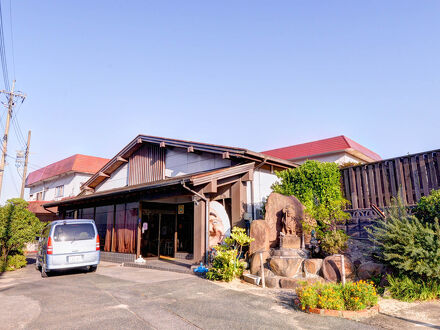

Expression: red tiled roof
xmin=262 ymin=136 xmax=381 ymax=162
xmin=27 ymin=201 xmax=57 ymax=214
xmin=26 ymin=154 xmax=109 ymax=187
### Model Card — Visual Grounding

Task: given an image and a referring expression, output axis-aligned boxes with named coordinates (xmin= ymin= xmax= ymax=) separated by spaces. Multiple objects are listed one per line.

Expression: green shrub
xmin=387 ymin=274 xmax=440 ymax=302
xmin=0 ymin=198 xmax=43 ymax=270
xmin=272 ymin=160 xmax=349 ymax=230
xmin=206 ymin=227 xmax=253 ymax=282
xmin=206 ymin=248 xmax=245 ymax=282
xmin=319 ymin=229 xmax=348 ymax=255
xmin=414 ymin=189 xmax=440 ymax=224
xmin=272 ymin=160 xmax=349 ymax=255
xmin=368 ymin=197 xmax=440 ymax=280
xmin=0 ymin=254 xmax=27 ymax=271
xmin=297 ymin=280 xmax=378 ymax=311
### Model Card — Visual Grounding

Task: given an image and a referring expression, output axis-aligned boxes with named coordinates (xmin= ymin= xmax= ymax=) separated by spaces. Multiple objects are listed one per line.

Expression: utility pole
xmin=0 ymin=80 xmax=26 ymax=199
xmin=20 ymin=130 xmax=31 ymax=199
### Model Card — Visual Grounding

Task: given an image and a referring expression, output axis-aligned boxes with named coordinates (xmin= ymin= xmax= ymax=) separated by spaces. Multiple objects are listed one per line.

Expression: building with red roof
xmin=262 ymin=135 xmax=381 ymax=165
xmin=25 ymin=154 xmax=109 ymax=221
xmin=26 ymin=154 xmax=109 ymax=201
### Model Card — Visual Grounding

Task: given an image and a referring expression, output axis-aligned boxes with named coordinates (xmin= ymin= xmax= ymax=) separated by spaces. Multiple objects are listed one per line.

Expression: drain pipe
xmin=181 ymin=181 xmax=209 ymax=265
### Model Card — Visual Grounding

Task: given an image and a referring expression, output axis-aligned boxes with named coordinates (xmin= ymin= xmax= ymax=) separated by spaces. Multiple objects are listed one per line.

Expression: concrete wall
xmin=252 ymin=168 xmax=279 ymax=218
xmin=29 ymin=173 xmax=92 ymax=201
xmin=165 ymin=148 xmax=231 ymax=177
xmin=95 ymin=163 xmax=128 ymax=193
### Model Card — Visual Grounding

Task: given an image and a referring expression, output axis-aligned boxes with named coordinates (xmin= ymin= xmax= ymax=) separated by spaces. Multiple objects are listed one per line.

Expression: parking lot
xmin=0 ymin=258 xmax=379 ymax=330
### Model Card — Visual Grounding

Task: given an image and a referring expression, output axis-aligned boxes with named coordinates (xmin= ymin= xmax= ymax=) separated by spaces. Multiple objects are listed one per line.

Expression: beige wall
xmin=291 ymin=152 xmax=365 ymax=165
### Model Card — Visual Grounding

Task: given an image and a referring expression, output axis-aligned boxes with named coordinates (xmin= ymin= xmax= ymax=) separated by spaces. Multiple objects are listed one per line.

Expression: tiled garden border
xmin=293 ymin=299 xmax=379 ymax=320
xmin=306 ymin=305 xmax=379 ymax=320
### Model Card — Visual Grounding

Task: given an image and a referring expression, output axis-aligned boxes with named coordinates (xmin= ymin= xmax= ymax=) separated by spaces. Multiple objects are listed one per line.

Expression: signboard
xmin=178 ymin=204 xmax=184 ymax=214
xmin=142 ymin=222 xmax=148 ymax=233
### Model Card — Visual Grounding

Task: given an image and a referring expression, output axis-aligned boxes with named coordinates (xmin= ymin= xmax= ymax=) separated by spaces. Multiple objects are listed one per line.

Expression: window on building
xmin=36 ymin=192 xmax=43 ymax=201
xmin=55 ymin=185 xmax=64 ymax=198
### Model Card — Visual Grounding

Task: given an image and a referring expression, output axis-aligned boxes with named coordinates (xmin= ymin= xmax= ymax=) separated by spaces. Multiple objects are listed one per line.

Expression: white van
xmin=36 ymin=219 xmax=100 ymax=278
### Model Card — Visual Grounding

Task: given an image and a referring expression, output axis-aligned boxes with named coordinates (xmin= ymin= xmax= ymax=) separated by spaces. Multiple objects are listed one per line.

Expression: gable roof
xmin=44 ymin=163 xmax=256 ymax=208
xmin=82 ymin=134 xmax=297 ymax=190
xmin=26 ymin=154 xmax=110 ymax=187
xmin=262 ymin=135 xmax=381 ymax=163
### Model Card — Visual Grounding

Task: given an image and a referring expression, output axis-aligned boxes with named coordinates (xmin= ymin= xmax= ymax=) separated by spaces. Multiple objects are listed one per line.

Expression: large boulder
xmin=357 ymin=262 xmax=384 ymax=280
xmin=322 ymin=255 xmax=354 ymax=283
xmin=264 ymin=192 xmax=316 ymax=247
xmin=269 ymin=257 xmax=303 ymax=277
xmin=304 ymin=259 xmax=323 ymax=276
xmin=249 ymin=220 xmax=270 ymax=255
xmin=249 ymin=251 xmax=270 ymax=275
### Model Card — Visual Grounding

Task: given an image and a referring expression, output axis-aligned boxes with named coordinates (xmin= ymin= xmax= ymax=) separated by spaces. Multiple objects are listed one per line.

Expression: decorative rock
xmin=304 ymin=259 xmax=323 ymax=275
xmin=280 ymin=234 xmax=301 ymax=249
xmin=257 ymin=267 xmax=274 ymax=278
xmin=269 ymin=257 xmax=303 ymax=278
xmin=265 ymin=193 xmax=315 ymax=247
xmin=357 ymin=262 xmax=384 ymax=280
xmin=322 ymin=255 xmax=354 ymax=283
xmin=279 ymin=277 xmax=302 ymax=289
xmin=249 ymin=220 xmax=270 ymax=255
xmin=249 ymin=251 xmax=269 ymax=275
xmin=271 ymin=248 xmax=309 ymax=258
xmin=304 ymin=276 xmax=326 ymax=285
xmin=265 ymin=276 xmax=280 ymax=288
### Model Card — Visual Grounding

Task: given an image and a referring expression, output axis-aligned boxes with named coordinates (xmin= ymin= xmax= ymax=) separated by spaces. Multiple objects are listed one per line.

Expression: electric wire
xmin=8 ymin=0 xmax=14 ymax=80
xmin=0 ymin=0 xmax=9 ymax=92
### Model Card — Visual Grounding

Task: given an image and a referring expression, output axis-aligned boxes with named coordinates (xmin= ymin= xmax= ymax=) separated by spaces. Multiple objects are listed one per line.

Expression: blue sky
xmin=1 ymin=1 xmax=439 ymax=202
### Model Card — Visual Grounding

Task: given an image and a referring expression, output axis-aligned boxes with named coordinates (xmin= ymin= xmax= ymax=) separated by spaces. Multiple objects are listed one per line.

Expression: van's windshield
xmin=53 ymin=223 xmax=95 ymax=242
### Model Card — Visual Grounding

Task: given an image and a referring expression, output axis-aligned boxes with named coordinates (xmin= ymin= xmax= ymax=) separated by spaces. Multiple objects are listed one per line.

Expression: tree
xmin=271 ymin=161 xmax=349 ymax=255
xmin=0 ymin=198 xmax=43 ymax=269
xmin=272 ymin=160 xmax=349 ymax=231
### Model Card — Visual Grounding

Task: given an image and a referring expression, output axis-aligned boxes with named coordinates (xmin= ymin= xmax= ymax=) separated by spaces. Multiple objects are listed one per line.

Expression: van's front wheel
xmin=89 ymin=265 xmax=97 ymax=272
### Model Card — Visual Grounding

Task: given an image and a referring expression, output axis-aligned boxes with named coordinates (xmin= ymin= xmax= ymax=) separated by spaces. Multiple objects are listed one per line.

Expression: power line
xmin=0 ymin=0 xmax=9 ymax=91
xmin=8 ymin=0 xmax=14 ymax=80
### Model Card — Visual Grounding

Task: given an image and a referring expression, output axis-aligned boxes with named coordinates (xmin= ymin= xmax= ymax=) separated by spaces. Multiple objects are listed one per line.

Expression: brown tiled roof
xmin=28 ymin=201 xmax=57 ymax=214
xmin=26 ymin=154 xmax=109 ymax=187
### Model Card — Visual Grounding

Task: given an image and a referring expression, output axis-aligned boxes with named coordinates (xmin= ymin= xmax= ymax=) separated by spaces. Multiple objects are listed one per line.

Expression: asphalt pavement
xmin=0 ymin=259 xmax=376 ymax=330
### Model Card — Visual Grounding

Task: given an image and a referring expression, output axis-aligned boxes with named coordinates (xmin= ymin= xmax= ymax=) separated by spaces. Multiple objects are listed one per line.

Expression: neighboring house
xmin=45 ymin=135 xmax=296 ymax=263
xmin=25 ymin=154 xmax=109 ymax=221
xmin=262 ymin=135 xmax=381 ymax=165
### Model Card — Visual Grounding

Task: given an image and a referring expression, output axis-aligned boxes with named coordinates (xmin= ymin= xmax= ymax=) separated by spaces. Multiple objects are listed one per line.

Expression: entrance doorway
xmin=140 ymin=210 xmax=176 ymax=258
xmin=140 ymin=202 xmax=194 ymax=260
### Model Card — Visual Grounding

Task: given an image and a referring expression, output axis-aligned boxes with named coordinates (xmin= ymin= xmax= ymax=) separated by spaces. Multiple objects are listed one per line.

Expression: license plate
xmin=68 ymin=255 xmax=82 ymax=263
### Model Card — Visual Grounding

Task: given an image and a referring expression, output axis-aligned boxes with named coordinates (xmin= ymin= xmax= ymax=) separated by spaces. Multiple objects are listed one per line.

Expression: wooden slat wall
xmin=341 ymin=150 xmax=440 ymax=209
xmin=128 ymin=144 xmax=165 ymax=185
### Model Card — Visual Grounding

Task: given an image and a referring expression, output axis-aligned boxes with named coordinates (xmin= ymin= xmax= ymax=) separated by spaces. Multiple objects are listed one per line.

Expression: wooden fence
xmin=341 ymin=149 xmax=440 ymax=210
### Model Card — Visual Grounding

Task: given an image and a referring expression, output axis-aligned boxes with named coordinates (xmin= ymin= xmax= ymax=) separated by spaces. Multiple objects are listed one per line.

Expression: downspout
xmin=181 ymin=181 xmax=209 ymax=265
xmin=251 ymin=157 xmax=267 ymax=219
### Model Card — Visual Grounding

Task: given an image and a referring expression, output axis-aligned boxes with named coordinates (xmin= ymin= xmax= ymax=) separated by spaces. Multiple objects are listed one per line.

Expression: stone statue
xmin=282 ymin=205 xmax=297 ymax=235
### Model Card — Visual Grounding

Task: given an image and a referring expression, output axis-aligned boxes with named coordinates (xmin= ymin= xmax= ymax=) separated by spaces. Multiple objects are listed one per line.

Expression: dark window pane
xmin=53 ymin=224 xmax=96 ymax=242
xmin=95 ymin=205 xmax=114 ymax=251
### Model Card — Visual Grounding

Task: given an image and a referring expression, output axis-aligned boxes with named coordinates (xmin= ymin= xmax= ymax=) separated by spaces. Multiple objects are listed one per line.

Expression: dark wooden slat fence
xmin=341 ymin=149 xmax=440 ymax=209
